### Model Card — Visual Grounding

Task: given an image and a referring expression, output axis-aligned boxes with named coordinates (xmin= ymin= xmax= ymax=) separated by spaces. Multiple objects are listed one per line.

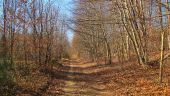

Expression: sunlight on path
xmin=47 ymin=59 xmax=114 ymax=96
xmin=62 ymin=80 xmax=108 ymax=96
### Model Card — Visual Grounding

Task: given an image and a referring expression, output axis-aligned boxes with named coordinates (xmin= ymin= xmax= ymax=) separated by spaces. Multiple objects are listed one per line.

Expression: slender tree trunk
xmin=158 ymin=0 xmax=165 ymax=83
xmin=3 ymin=0 xmax=7 ymax=63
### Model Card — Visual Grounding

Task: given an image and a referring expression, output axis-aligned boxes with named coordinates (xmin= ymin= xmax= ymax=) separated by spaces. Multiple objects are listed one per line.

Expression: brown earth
xmin=43 ymin=58 xmax=170 ymax=96
xmin=16 ymin=58 xmax=170 ymax=96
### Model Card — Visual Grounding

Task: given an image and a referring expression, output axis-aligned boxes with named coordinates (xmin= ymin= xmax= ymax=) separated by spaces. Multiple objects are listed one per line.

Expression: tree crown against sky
xmin=0 ymin=0 xmax=74 ymax=42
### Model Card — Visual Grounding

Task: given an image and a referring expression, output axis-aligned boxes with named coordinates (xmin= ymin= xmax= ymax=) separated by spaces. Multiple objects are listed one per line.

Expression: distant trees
xmin=71 ymin=0 xmax=170 ymax=83
xmin=0 ymin=0 xmax=70 ymax=68
xmin=1 ymin=0 xmax=170 ymax=85
xmin=72 ymin=0 xmax=115 ymax=64
xmin=71 ymin=0 xmax=169 ymax=68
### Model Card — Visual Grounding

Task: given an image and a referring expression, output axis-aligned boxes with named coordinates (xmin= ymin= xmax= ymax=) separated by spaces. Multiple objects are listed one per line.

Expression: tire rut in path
xmin=45 ymin=59 xmax=111 ymax=96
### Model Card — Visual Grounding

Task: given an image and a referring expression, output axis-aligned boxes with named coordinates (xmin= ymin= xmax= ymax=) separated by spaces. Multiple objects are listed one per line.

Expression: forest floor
xmin=43 ymin=58 xmax=170 ymax=96
xmin=16 ymin=58 xmax=170 ymax=96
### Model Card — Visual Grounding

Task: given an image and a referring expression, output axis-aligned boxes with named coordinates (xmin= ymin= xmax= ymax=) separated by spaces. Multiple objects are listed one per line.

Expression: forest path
xmin=44 ymin=59 xmax=115 ymax=96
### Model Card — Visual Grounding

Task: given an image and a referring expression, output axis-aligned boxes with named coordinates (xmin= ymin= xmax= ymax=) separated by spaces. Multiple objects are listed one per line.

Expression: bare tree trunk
xmin=158 ymin=0 xmax=165 ymax=83
xmin=3 ymin=0 xmax=7 ymax=63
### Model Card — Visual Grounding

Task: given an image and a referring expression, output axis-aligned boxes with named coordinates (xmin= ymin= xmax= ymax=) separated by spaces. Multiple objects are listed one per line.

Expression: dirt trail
xmin=44 ymin=59 xmax=114 ymax=96
xmin=41 ymin=59 xmax=170 ymax=96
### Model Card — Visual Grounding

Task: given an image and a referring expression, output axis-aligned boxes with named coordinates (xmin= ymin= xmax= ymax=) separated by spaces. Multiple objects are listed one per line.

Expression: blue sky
xmin=56 ymin=0 xmax=74 ymax=42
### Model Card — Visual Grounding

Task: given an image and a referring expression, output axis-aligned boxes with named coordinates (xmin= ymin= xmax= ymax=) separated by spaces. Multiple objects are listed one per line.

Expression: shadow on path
xmin=44 ymin=59 xmax=111 ymax=96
